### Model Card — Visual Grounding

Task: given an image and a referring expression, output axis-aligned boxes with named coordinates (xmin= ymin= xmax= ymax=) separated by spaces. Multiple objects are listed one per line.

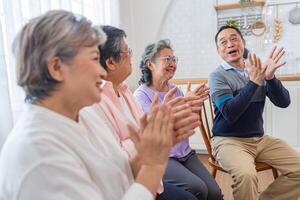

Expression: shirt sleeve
xmin=209 ymin=71 xmax=259 ymax=122
xmin=133 ymin=87 xmax=152 ymax=114
xmin=122 ymin=183 xmax=154 ymax=200
xmin=266 ymin=77 xmax=290 ymax=108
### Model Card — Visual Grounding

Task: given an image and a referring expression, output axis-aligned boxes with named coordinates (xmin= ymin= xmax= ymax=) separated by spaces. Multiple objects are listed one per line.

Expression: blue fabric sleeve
xmin=214 ymin=94 xmax=233 ymax=108
xmin=266 ymin=77 xmax=290 ymax=108
xmin=215 ymin=81 xmax=259 ymax=122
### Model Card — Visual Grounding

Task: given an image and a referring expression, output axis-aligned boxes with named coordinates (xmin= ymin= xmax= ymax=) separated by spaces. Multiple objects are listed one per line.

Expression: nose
xmin=226 ymin=40 xmax=235 ymax=48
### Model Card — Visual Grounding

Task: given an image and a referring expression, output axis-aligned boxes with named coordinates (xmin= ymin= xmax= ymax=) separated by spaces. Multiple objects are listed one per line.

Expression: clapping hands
xmin=246 ymin=46 xmax=286 ymax=85
xmin=264 ymin=46 xmax=286 ymax=80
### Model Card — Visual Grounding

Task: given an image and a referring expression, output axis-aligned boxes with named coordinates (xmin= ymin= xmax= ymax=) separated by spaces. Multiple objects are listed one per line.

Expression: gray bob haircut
xmin=13 ymin=10 xmax=107 ymax=103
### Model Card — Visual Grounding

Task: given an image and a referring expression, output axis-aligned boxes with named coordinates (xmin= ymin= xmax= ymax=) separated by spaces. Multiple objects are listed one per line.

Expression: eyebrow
xmin=218 ymin=34 xmax=238 ymax=41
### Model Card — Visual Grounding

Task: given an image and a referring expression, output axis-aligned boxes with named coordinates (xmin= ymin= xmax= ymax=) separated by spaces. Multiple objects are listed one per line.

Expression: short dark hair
xmin=99 ymin=25 xmax=126 ymax=71
xmin=214 ymin=25 xmax=244 ymax=46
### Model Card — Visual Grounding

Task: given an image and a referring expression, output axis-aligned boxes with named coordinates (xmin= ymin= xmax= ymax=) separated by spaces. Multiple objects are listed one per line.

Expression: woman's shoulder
xmin=134 ymin=84 xmax=153 ymax=98
xmin=167 ymin=83 xmax=184 ymax=97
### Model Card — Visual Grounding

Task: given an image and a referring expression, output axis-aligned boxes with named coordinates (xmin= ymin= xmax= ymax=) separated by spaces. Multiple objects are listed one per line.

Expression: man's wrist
xmin=265 ymin=75 xmax=275 ymax=80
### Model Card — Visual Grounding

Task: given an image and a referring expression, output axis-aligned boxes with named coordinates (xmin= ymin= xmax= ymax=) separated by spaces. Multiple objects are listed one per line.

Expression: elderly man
xmin=209 ymin=25 xmax=300 ymax=200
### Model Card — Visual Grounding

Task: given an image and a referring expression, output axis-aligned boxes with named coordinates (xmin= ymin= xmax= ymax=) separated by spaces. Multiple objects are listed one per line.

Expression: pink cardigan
xmin=96 ymin=80 xmax=163 ymax=193
xmin=97 ymin=81 xmax=144 ymax=157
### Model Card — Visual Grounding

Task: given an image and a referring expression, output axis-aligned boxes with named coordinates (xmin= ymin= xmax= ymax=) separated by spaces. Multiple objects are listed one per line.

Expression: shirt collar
xmin=221 ymin=60 xmax=248 ymax=77
xmin=102 ymin=80 xmax=128 ymax=92
xmin=221 ymin=60 xmax=246 ymax=72
xmin=221 ymin=60 xmax=236 ymax=70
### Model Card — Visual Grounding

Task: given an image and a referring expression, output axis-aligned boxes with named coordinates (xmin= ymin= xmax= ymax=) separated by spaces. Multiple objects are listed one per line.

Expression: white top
xmin=0 ymin=104 xmax=153 ymax=200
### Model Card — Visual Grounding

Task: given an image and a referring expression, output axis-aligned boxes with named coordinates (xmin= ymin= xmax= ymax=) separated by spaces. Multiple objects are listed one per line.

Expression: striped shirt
xmin=208 ymin=62 xmax=290 ymax=137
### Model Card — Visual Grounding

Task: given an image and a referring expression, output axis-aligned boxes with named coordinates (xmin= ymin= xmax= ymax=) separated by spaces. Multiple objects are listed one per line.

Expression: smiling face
xmin=64 ymin=44 xmax=107 ymax=107
xmin=216 ymin=28 xmax=245 ymax=65
xmin=149 ymin=48 xmax=177 ymax=83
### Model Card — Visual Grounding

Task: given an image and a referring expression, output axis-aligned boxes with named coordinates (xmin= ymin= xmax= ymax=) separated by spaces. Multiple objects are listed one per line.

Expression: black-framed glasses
xmin=156 ymin=56 xmax=178 ymax=64
xmin=119 ymin=48 xmax=133 ymax=57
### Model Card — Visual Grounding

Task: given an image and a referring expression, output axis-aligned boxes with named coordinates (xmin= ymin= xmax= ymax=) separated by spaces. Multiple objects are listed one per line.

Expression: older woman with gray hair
xmin=0 ymin=10 xmax=176 ymax=200
xmin=91 ymin=25 xmax=204 ymax=200
xmin=134 ymin=40 xmax=223 ymax=200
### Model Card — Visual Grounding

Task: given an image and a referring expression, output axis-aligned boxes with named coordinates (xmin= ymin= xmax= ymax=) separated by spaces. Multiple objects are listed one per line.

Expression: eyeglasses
xmin=119 ymin=48 xmax=133 ymax=57
xmin=156 ymin=56 xmax=178 ymax=64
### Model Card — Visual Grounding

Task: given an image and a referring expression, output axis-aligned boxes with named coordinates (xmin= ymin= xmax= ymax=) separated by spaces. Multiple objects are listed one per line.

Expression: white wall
xmin=118 ymin=0 xmax=226 ymax=90
xmin=119 ymin=0 xmax=300 ymax=151
xmin=119 ymin=0 xmax=300 ymax=90
xmin=158 ymin=0 xmax=219 ymax=79
xmin=118 ymin=0 xmax=171 ymax=90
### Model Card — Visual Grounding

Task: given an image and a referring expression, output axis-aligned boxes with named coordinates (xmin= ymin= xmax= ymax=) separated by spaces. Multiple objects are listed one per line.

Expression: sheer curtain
xmin=0 ymin=0 xmax=119 ymax=148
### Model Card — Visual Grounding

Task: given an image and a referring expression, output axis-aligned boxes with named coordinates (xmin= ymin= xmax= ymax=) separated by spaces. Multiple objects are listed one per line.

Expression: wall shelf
xmin=214 ymin=0 xmax=266 ymax=11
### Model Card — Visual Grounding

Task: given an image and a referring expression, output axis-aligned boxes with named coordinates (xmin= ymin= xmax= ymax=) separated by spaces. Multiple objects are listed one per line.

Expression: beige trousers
xmin=211 ymin=135 xmax=300 ymax=200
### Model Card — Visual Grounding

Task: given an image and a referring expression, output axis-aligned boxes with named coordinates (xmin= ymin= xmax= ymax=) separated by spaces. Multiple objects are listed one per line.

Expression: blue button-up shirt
xmin=221 ymin=60 xmax=249 ymax=78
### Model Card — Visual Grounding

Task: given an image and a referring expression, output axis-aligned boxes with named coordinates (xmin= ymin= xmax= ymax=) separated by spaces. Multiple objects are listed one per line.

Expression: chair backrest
xmin=199 ymin=95 xmax=215 ymax=160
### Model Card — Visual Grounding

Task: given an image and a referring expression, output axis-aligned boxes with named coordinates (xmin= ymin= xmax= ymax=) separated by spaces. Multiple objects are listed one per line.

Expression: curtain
xmin=0 ymin=0 xmax=119 ymax=148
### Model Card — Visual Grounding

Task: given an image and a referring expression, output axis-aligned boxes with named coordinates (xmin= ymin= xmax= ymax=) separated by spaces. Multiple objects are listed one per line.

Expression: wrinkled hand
xmin=185 ymin=82 xmax=209 ymax=98
xmin=162 ymin=87 xmax=200 ymax=144
xmin=246 ymin=53 xmax=267 ymax=86
xmin=185 ymin=82 xmax=209 ymax=113
xmin=172 ymin=107 xmax=200 ymax=144
xmin=128 ymin=105 xmax=174 ymax=166
xmin=264 ymin=46 xmax=286 ymax=80
xmin=148 ymin=87 xmax=201 ymax=145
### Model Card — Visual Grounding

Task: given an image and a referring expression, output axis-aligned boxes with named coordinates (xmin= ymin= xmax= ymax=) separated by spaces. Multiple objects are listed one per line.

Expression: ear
xmin=105 ymin=57 xmax=118 ymax=71
xmin=47 ymin=57 xmax=65 ymax=82
xmin=146 ymin=60 xmax=154 ymax=71
xmin=216 ymin=46 xmax=221 ymax=55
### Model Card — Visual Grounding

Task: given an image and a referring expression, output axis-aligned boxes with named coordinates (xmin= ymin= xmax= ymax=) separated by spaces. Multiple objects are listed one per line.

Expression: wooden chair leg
xmin=272 ymin=167 xmax=279 ymax=179
xmin=211 ymin=167 xmax=217 ymax=179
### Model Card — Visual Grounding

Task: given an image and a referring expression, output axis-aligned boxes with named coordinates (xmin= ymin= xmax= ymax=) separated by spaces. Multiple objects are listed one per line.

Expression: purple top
xmin=133 ymin=84 xmax=192 ymax=158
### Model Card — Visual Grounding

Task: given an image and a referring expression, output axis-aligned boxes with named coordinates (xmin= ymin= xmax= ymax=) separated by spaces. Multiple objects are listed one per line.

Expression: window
xmin=0 ymin=0 xmax=119 ymax=148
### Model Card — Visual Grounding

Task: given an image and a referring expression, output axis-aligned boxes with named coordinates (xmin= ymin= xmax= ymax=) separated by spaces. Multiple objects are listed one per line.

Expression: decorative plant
xmin=239 ymin=0 xmax=251 ymax=4
xmin=226 ymin=19 xmax=238 ymax=28
xmin=240 ymin=0 xmax=252 ymax=7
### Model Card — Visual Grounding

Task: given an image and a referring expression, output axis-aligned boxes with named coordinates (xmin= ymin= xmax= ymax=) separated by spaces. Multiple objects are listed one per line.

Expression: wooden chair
xmin=199 ymin=95 xmax=279 ymax=179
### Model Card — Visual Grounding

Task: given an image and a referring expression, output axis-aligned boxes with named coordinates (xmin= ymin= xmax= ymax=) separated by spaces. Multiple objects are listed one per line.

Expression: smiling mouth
xmin=166 ymin=67 xmax=176 ymax=72
xmin=228 ymin=50 xmax=238 ymax=55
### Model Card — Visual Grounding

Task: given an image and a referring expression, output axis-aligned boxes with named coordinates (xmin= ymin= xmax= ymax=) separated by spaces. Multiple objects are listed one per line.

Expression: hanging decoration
xmin=273 ymin=5 xmax=282 ymax=43
xmin=288 ymin=3 xmax=300 ymax=25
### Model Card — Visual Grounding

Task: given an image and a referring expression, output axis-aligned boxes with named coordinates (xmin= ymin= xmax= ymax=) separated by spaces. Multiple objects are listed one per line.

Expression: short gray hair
xmin=13 ymin=10 xmax=106 ymax=102
xmin=139 ymin=39 xmax=173 ymax=85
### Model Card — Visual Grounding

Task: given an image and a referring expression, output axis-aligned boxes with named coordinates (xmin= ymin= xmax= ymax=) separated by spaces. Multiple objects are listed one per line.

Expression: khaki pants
xmin=211 ymin=135 xmax=300 ymax=200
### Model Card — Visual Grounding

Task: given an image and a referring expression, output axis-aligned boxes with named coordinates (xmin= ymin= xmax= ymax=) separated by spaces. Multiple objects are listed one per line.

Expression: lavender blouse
xmin=133 ymin=84 xmax=192 ymax=158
